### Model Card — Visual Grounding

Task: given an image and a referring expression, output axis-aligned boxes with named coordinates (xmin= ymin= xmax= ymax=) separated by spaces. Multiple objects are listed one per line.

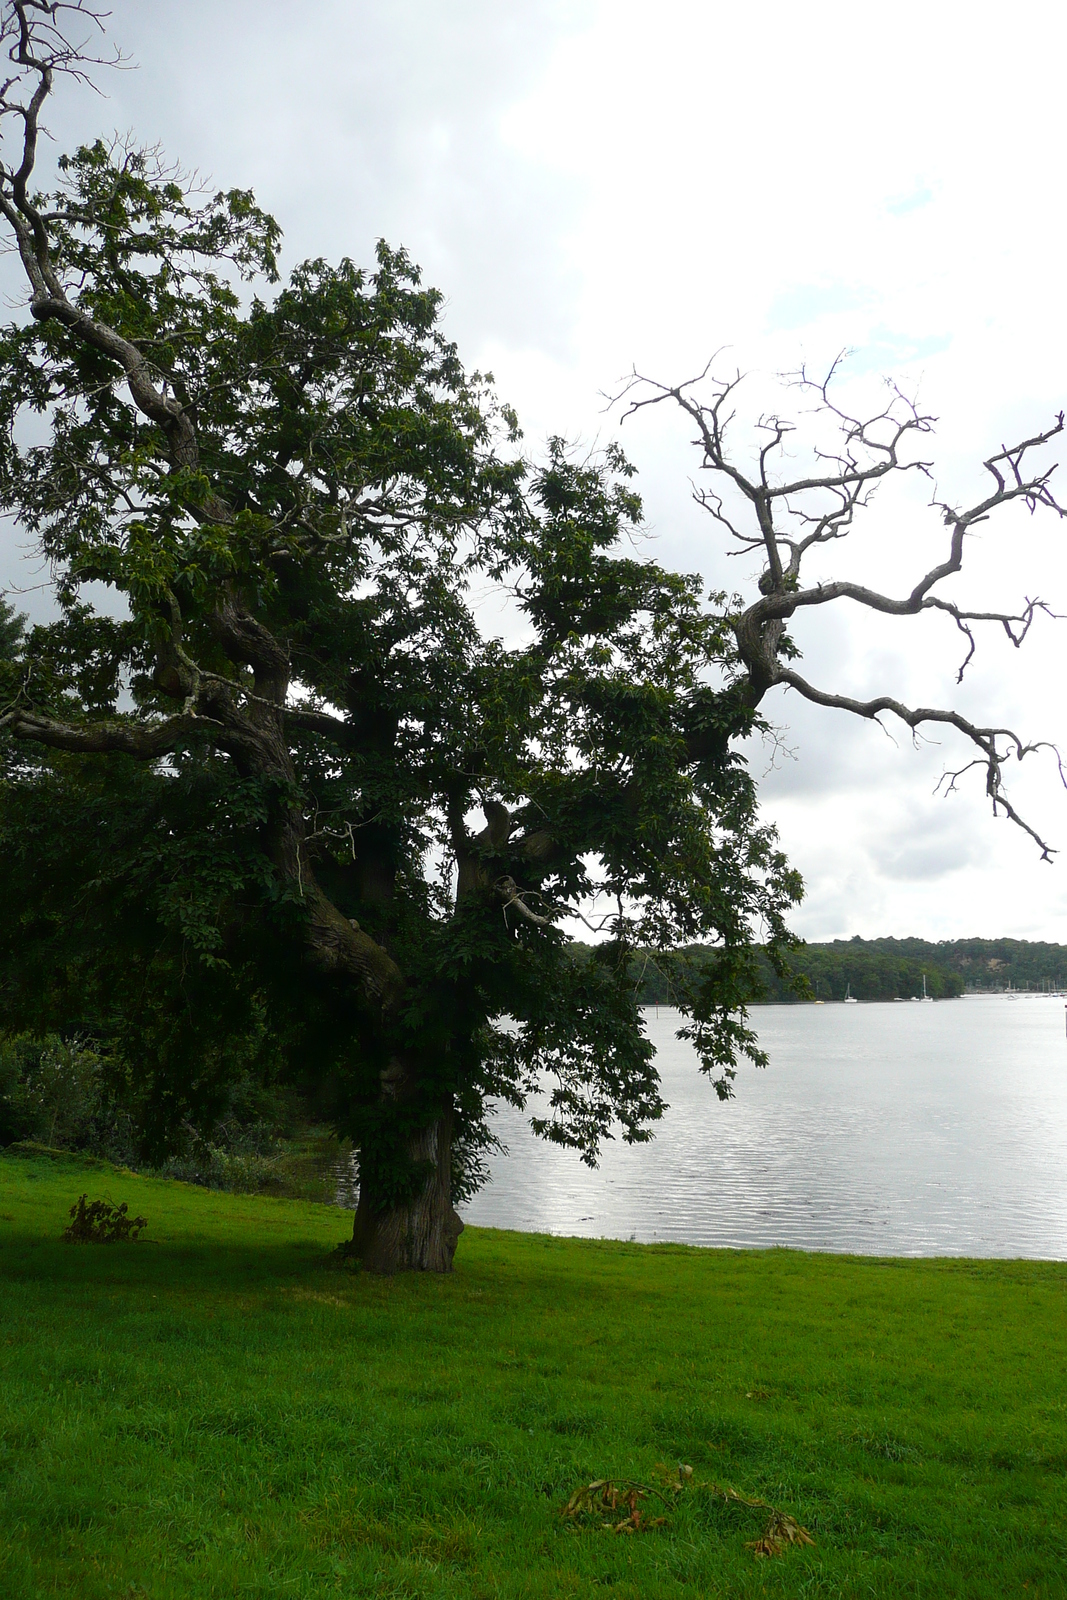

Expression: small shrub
xmin=62 ymin=1194 xmax=147 ymax=1243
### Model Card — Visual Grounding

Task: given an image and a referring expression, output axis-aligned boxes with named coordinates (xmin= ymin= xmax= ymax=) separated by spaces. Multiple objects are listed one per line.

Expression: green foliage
xmin=2 ymin=1148 xmax=1066 ymax=1597
xmin=0 ymin=134 xmax=802 ymax=1216
xmin=628 ymin=939 xmax=968 ymax=1004
xmin=758 ymin=941 xmax=965 ymax=1002
xmin=0 ymin=1037 xmax=36 ymax=1146
xmin=0 ymin=1032 xmax=134 ymax=1154
xmin=860 ymin=936 xmax=1067 ymax=992
xmin=0 ymin=747 xmax=319 ymax=1158
xmin=150 ymin=1128 xmax=351 ymax=1203
xmin=0 ymin=592 xmax=25 ymax=660
xmin=0 ymin=1014 xmax=344 ymax=1196
xmin=62 ymin=1192 xmax=147 ymax=1242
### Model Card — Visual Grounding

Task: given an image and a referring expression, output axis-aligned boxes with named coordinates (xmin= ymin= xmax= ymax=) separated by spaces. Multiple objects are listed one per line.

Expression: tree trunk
xmin=350 ymin=1103 xmax=464 ymax=1274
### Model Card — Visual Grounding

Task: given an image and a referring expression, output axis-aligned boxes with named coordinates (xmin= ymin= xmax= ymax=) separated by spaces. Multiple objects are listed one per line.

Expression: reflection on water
xmin=459 ymin=995 xmax=1067 ymax=1258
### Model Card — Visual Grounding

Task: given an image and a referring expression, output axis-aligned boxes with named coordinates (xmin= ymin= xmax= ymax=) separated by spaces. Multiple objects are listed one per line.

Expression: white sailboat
xmin=921 ymin=972 xmax=933 ymax=1003
xmin=844 ymin=983 xmax=858 ymax=1004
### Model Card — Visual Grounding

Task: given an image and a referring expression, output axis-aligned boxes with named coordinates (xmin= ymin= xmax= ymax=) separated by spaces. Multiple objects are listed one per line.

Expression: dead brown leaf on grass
xmin=561 ymin=1478 xmax=669 ymax=1534
xmin=705 ymin=1479 xmax=816 ymax=1558
xmin=747 ymin=1509 xmax=817 ymax=1558
xmin=562 ymin=1462 xmax=815 ymax=1558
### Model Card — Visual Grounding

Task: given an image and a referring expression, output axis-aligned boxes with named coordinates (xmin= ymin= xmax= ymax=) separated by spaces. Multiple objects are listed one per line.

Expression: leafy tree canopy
xmin=0 ymin=10 xmax=800 ymax=1269
xmin=2 ymin=3 xmax=1059 ymax=1270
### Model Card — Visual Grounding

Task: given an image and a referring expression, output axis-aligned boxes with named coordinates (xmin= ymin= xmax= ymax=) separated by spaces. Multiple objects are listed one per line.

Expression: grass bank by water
xmin=1 ymin=1146 xmax=1065 ymax=1598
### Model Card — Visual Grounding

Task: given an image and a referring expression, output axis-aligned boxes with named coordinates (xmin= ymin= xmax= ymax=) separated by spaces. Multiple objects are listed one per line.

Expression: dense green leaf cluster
xmin=0 ymin=1031 xmax=129 ymax=1154
xmin=755 ymin=943 xmax=964 ymax=1002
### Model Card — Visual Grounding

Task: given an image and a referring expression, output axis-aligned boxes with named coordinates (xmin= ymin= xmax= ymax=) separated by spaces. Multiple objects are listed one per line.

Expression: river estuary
xmin=458 ymin=993 xmax=1067 ymax=1257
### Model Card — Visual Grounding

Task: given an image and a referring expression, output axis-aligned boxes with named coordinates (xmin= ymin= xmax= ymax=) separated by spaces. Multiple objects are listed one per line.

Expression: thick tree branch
xmin=285 ymin=705 xmax=360 ymax=747
xmin=448 ymin=797 xmax=514 ymax=904
xmin=208 ymin=597 xmax=289 ymax=695
xmin=514 ymin=828 xmax=562 ymax=868
xmin=617 ymin=359 xmax=1066 ymax=854
xmin=777 ymin=665 xmax=1060 ymax=860
xmin=0 ymin=705 xmax=223 ymax=757
xmin=494 ymin=875 xmax=553 ymax=926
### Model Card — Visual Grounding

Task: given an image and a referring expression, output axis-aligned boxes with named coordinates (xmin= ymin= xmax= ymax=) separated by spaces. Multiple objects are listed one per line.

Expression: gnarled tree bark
xmin=350 ymin=1083 xmax=463 ymax=1274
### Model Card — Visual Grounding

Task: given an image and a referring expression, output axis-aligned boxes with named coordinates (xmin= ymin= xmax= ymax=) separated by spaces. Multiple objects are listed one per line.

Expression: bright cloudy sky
xmin=3 ymin=0 xmax=1066 ymax=943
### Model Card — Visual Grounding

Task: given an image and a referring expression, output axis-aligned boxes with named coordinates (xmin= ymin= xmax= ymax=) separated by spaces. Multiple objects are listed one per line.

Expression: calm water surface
xmin=459 ymin=995 xmax=1067 ymax=1257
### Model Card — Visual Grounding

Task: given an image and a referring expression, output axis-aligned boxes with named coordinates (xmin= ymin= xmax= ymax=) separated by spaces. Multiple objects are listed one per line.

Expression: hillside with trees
xmin=852 ymin=938 xmax=1067 ymax=993
xmin=624 ymin=937 xmax=1067 ymax=1005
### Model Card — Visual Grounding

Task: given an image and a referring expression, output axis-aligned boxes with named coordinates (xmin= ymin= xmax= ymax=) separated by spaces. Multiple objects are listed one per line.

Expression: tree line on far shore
xmin=607 ymin=937 xmax=1067 ymax=1005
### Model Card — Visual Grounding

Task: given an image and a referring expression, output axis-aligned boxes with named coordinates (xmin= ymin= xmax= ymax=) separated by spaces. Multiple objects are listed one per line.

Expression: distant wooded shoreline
xmin=573 ymin=937 xmax=1067 ymax=1006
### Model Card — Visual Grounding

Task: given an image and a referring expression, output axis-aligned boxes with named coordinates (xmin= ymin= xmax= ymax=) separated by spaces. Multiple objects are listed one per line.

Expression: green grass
xmin=1 ymin=1148 xmax=1065 ymax=1599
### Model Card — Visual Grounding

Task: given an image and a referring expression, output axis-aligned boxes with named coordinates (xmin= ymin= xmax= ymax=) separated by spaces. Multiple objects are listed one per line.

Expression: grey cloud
xmin=867 ymin=809 xmax=979 ymax=883
xmin=745 ymin=704 xmax=901 ymax=802
xmin=92 ymin=0 xmax=590 ymax=359
xmin=791 ymin=889 xmax=884 ymax=942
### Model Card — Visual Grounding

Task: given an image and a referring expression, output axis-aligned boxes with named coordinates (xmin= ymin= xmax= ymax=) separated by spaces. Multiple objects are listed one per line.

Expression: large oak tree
xmin=0 ymin=4 xmax=1060 ymax=1270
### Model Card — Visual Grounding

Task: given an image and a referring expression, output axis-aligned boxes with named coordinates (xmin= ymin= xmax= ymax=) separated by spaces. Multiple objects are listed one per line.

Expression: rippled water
xmin=458 ymin=995 xmax=1067 ymax=1258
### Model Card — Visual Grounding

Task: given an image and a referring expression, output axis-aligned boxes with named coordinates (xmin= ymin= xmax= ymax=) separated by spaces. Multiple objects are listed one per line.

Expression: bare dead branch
xmin=615 ymin=360 xmax=1066 ymax=855
xmin=495 ymin=875 xmax=554 ymax=927
xmin=0 ymin=2 xmax=225 ymax=512
xmin=777 ymin=665 xmax=1058 ymax=860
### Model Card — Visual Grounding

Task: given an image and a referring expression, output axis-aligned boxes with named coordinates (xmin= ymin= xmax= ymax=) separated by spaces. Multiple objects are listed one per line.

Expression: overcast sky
xmin=3 ymin=0 xmax=1066 ymax=943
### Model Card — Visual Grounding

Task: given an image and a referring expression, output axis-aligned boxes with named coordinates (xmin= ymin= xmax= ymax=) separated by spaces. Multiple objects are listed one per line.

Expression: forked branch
xmin=777 ymin=666 xmax=1062 ymax=860
xmin=616 ymin=360 xmax=1066 ymax=855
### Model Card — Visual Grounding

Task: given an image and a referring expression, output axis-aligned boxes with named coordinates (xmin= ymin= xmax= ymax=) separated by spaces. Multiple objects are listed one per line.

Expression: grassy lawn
xmin=1 ymin=1147 xmax=1065 ymax=1598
